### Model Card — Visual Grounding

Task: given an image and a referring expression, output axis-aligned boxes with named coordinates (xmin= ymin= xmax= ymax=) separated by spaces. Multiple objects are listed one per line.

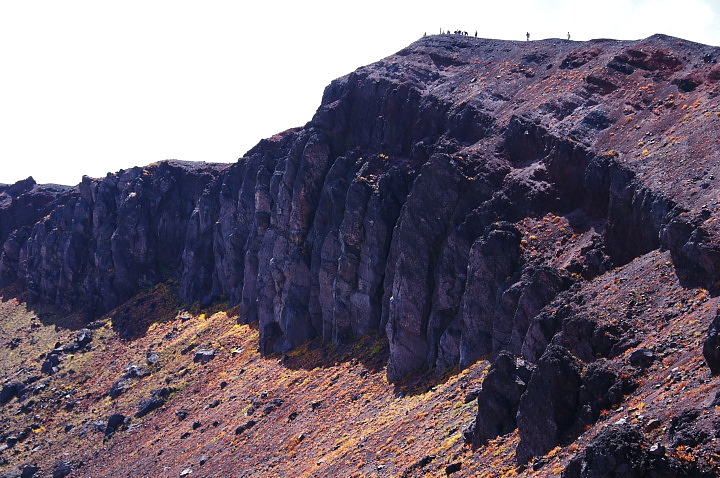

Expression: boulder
xmin=108 ymin=378 xmax=130 ymax=399
xmin=135 ymin=388 xmax=173 ymax=418
xmin=20 ymin=466 xmax=39 ymax=478
xmin=52 ymin=461 xmax=72 ymax=478
xmin=123 ymin=363 xmax=150 ymax=379
xmin=146 ymin=351 xmax=160 ymax=366
xmin=464 ymin=351 xmax=534 ymax=447
xmin=41 ymin=353 xmax=61 ymax=375
xmin=702 ymin=310 xmax=720 ymax=375
xmin=0 ymin=382 xmax=24 ymax=405
xmin=562 ymin=424 xmax=647 ymax=477
xmin=516 ymin=345 xmax=582 ymax=464
xmin=193 ymin=348 xmax=216 ymax=364
xmin=75 ymin=328 xmax=93 ymax=348
xmin=135 ymin=396 xmax=166 ymax=418
xmin=629 ymin=348 xmax=656 ymax=369
xmin=104 ymin=413 xmax=127 ymax=438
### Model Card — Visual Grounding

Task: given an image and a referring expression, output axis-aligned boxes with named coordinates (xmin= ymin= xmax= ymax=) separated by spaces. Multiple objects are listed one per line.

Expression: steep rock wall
xmin=1 ymin=162 xmax=224 ymax=315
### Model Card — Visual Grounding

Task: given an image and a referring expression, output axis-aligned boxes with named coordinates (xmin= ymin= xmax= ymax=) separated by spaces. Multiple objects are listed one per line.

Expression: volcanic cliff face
xmin=0 ymin=162 xmax=227 ymax=317
xmin=2 ymin=34 xmax=720 ymax=474
xmin=176 ymin=33 xmax=719 ymax=381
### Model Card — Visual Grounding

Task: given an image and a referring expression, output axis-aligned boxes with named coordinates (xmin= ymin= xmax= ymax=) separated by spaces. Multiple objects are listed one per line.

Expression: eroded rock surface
xmin=1 ymin=162 xmax=225 ymax=316
xmin=463 ymin=351 xmax=534 ymax=447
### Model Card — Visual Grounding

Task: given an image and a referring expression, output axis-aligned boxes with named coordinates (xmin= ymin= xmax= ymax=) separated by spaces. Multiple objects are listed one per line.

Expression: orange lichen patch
xmin=516 ymin=212 xmax=604 ymax=274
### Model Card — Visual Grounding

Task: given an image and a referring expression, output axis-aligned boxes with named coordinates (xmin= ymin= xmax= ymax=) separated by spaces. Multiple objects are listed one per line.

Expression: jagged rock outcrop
xmin=562 ymin=423 xmax=712 ymax=478
xmin=1 ymin=162 xmax=225 ymax=315
xmin=562 ymin=425 xmax=649 ymax=478
xmin=514 ymin=346 xmax=632 ymax=464
xmin=516 ymin=345 xmax=583 ymax=464
xmin=0 ymin=178 xmax=72 ymax=285
xmin=0 ymin=178 xmax=68 ymax=244
xmin=702 ymin=309 xmax=720 ymax=375
xmin=463 ymin=351 xmax=534 ymax=447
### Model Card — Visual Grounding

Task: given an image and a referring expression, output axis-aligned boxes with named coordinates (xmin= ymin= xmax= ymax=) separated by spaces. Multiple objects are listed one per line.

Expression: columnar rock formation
xmin=0 ymin=162 xmax=226 ymax=314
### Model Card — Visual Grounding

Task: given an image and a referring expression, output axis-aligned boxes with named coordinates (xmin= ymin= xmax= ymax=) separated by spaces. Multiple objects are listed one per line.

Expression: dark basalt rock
xmin=135 ymin=396 xmax=165 ymax=418
xmin=1 ymin=162 xmax=225 ymax=317
xmin=20 ymin=465 xmax=39 ymax=478
xmin=575 ymin=362 xmax=632 ymax=429
xmin=0 ymin=382 xmax=25 ymax=405
xmin=703 ymin=310 xmax=720 ymax=375
xmin=135 ymin=388 xmax=173 ymax=418
xmin=104 ymin=413 xmax=127 ymax=438
xmin=386 ymin=155 xmax=495 ymax=380
xmin=193 ymin=348 xmax=217 ymax=364
xmin=123 ymin=363 xmax=150 ymax=379
xmin=513 ymin=347 xmax=632 ymax=464
xmin=51 ymin=461 xmax=72 ymax=478
xmin=464 ymin=351 xmax=534 ymax=447
xmin=0 ymin=178 xmax=70 ymax=285
xmin=146 ymin=351 xmax=160 ymax=366
xmin=562 ymin=424 xmax=650 ymax=477
xmin=629 ymin=348 xmax=656 ymax=369
xmin=562 ymin=423 xmax=710 ymax=478
xmin=668 ymin=409 xmax=706 ymax=448
xmin=108 ymin=378 xmax=130 ymax=399
xmin=41 ymin=353 xmax=61 ymax=376
xmin=57 ymin=329 xmax=94 ymax=354
xmin=75 ymin=328 xmax=93 ymax=348
xmin=234 ymin=420 xmax=257 ymax=435
xmin=456 ymin=222 xmax=523 ymax=369
xmin=516 ymin=345 xmax=583 ymax=464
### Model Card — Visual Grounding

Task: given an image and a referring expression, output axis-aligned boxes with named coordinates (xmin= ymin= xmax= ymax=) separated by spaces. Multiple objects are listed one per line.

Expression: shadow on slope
xmin=0 ymin=283 xmax=87 ymax=332
xmin=281 ymin=333 xmax=466 ymax=397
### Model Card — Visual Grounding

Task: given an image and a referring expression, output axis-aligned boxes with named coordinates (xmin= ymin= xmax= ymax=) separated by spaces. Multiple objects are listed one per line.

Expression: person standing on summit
xmin=526 ymin=32 xmax=530 ymax=41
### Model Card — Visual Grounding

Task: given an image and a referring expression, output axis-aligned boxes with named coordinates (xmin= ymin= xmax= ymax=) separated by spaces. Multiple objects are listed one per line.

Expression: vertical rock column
xmin=384 ymin=155 xmax=474 ymax=381
xmin=256 ymin=132 xmax=333 ymax=353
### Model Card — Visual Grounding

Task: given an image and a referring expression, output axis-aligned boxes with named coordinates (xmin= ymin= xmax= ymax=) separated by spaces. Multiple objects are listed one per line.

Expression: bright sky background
xmin=1 ymin=0 xmax=719 ymax=186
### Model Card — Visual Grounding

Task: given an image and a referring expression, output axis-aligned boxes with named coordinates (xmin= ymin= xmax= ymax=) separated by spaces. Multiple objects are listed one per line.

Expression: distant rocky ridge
xmin=0 ymin=162 xmax=226 ymax=315
xmin=3 ymin=33 xmax=720 ymax=469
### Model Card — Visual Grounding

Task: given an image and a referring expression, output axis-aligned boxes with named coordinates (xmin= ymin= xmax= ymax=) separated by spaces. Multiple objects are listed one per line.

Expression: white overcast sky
xmin=1 ymin=0 xmax=719 ymax=185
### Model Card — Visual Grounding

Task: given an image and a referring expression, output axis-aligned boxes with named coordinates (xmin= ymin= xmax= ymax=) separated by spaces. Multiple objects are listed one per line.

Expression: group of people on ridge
xmin=438 ymin=29 xmax=476 ymax=36
xmin=427 ymin=30 xmax=572 ymax=41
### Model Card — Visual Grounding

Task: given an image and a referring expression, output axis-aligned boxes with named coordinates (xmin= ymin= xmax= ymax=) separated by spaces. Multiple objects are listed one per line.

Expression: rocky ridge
xmin=2 ymin=33 xmax=720 ymax=474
